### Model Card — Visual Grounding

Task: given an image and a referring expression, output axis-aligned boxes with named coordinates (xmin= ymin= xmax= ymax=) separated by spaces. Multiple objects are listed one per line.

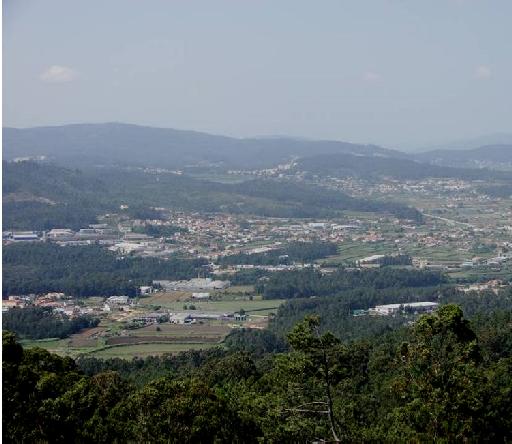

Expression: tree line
xmin=218 ymin=241 xmax=338 ymax=266
xmin=2 ymin=243 xmax=208 ymax=297
xmin=3 ymin=302 xmax=512 ymax=442
xmin=3 ymin=307 xmax=99 ymax=340
xmin=256 ymin=267 xmax=445 ymax=299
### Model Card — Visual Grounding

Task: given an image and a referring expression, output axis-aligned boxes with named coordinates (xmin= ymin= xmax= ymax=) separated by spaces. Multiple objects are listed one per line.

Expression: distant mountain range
xmin=416 ymin=133 xmax=512 ymax=152
xmin=292 ymin=152 xmax=512 ymax=181
xmin=3 ymin=123 xmax=512 ymax=174
xmin=3 ymin=123 xmax=404 ymax=170
xmin=416 ymin=145 xmax=512 ymax=169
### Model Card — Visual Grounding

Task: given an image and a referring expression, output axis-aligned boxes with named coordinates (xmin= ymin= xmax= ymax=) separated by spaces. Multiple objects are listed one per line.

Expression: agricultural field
xmin=20 ymin=289 xmax=286 ymax=359
xmin=447 ymin=263 xmax=512 ymax=282
xmin=90 ymin=342 xmax=219 ymax=359
xmin=21 ymin=321 xmax=230 ymax=359
xmin=139 ymin=287 xmax=284 ymax=316
xmin=322 ymin=241 xmax=398 ymax=265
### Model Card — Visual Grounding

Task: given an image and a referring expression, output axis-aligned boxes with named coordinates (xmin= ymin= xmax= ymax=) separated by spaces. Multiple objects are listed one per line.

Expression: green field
xmin=323 ymin=241 xmax=397 ymax=264
xmin=20 ymin=338 xmax=67 ymax=350
xmin=21 ymin=337 xmax=103 ymax=357
xmin=140 ymin=292 xmax=285 ymax=315
xmin=406 ymin=245 xmax=470 ymax=262
xmin=20 ymin=326 xmax=225 ymax=359
xmin=19 ymin=293 xmax=285 ymax=359
xmin=88 ymin=342 xmax=219 ymax=359
xmin=448 ymin=264 xmax=512 ymax=282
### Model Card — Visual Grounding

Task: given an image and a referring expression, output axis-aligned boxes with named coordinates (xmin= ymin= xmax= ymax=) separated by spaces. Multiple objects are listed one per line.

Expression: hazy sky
xmin=3 ymin=0 xmax=512 ymax=148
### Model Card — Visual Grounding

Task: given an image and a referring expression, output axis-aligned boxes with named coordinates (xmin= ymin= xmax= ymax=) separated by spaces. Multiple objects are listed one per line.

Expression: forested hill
xmin=294 ymin=152 xmax=512 ymax=181
xmin=3 ymin=161 xmax=422 ymax=229
xmin=417 ymin=144 xmax=512 ymax=166
xmin=3 ymin=123 xmax=405 ymax=169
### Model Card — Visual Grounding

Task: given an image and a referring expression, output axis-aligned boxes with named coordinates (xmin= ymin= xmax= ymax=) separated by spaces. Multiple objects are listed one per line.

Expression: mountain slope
xmin=293 ymin=152 xmax=512 ymax=181
xmin=3 ymin=123 xmax=406 ymax=169
xmin=2 ymin=161 xmax=423 ymax=230
xmin=416 ymin=144 xmax=512 ymax=170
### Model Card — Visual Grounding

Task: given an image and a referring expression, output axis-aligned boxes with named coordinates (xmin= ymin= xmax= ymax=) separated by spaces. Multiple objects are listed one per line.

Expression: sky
xmin=3 ymin=0 xmax=512 ymax=149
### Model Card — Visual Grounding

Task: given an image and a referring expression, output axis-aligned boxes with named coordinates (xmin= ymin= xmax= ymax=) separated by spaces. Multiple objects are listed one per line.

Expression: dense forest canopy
xmin=2 ymin=243 xmax=207 ymax=297
xmin=4 ymin=301 xmax=512 ymax=442
xmin=3 ymin=307 xmax=99 ymax=339
xmin=3 ymin=161 xmax=423 ymax=230
xmin=256 ymin=267 xmax=445 ymax=299
xmin=218 ymin=241 xmax=338 ymax=266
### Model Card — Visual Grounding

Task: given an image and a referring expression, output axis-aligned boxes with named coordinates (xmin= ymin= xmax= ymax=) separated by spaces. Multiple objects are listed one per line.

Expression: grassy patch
xmin=88 ymin=342 xmax=219 ymax=359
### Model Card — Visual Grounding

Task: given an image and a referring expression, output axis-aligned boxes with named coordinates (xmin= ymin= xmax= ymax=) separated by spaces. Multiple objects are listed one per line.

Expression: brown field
xmin=135 ymin=323 xmax=230 ymax=336
xmin=66 ymin=327 xmax=108 ymax=347
xmin=105 ymin=322 xmax=231 ymax=346
xmin=77 ymin=327 xmax=107 ymax=338
xmin=68 ymin=337 xmax=98 ymax=348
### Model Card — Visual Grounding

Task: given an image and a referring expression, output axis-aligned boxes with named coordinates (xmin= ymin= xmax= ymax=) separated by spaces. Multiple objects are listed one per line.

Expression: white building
xmin=12 ymin=231 xmax=40 ymax=241
xmin=357 ymin=254 xmax=386 ymax=266
xmin=192 ymin=292 xmax=210 ymax=300
xmin=369 ymin=301 xmax=439 ymax=316
xmin=169 ymin=313 xmax=194 ymax=324
xmin=106 ymin=295 xmax=129 ymax=305
xmin=47 ymin=229 xmax=74 ymax=239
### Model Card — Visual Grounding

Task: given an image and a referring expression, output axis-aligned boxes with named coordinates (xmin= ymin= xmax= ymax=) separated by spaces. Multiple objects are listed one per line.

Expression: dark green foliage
xmin=38 ymin=371 xmax=132 ymax=443
xmin=217 ymin=268 xmax=269 ymax=286
xmin=224 ymin=328 xmax=288 ymax=356
xmin=2 ymin=331 xmax=84 ymax=443
xmin=4 ymin=299 xmax=512 ymax=442
xmin=257 ymin=267 xmax=444 ymax=299
xmin=2 ymin=333 xmax=257 ymax=443
xmin=472 ymin=310 xmax=512 ymax=361
xmin=3 ymin=161 xmax=423 ymax=229
xmin=199 ymin=352 xmax=260 ymax=386
xmin=270 ymin=286 xmax=442 ymax=339
xmin=109 ymin=377 xmax=261 ymax=443
xmin=295 ymin=152 xmax=512 ymax=181
xmin=219 ymin=241 xmax=338 ymax=266
xmin=440 ymin=287 xmax=512 ymax=317
xmin=3 ymin=307 xmax=99 ymax=339
xmin=387 ymin=305 xmax=491 ymax=441
xmin=133 ymin=224 xmax=188 ymax=237
xmin=2 ymin=242 xmax=207 ymax=297
xmin=77 ymin=348 xmax=227 ymax=386
xmin=3 ymin=201 xmax=100 ymax=231
xmin=3 ymin=160 xmax=110 ymax=230
xmin=232 ymin=179 xmax=423 ymax=222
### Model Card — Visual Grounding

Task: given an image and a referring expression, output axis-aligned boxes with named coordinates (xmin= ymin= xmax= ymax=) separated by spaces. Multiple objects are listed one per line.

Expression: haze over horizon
xmin=4 ymin=0 xmax=512 ymax=149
